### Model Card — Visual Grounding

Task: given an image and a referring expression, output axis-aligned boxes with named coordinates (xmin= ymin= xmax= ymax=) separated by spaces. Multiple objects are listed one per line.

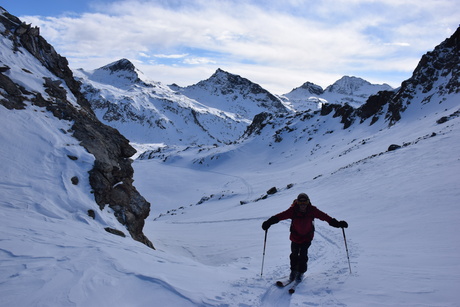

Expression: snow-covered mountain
xmin=175 ymin=68 xmax=290 ymax=118
xmin=78 ymin=61 xmax=393 ymax=147
xmin=1 ymin=6 xmax=459 ymax=307
xmin=76 ymin=60 xmax=253 ymax=146
xmin=82 ymin=58 xmax=151 ymax=88
xmin=283 ymin=76 xmax=393 ymax=111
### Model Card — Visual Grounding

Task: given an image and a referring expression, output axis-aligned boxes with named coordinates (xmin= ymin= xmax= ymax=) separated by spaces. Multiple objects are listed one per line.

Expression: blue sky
xmin=3 ymin=0 xmax=459 ymax=94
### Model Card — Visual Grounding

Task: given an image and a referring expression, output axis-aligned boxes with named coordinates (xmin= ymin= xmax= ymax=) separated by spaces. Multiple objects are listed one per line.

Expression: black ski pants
xmin=290 ymin=241 xmax=311 ymax=273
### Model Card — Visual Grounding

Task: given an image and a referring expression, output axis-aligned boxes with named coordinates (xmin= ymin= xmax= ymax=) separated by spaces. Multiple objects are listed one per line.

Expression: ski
xmin=275 ymin=277 xmax=294 ymax=288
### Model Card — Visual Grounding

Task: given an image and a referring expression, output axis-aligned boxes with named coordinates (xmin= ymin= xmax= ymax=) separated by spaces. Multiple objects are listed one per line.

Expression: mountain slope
xmin=387 ymin=26 xmax=460 ymax=124
xmin=0 ymin=8 xmax=153 ymax=247
xmin=177 ymin=68 xmax=290 ymax=118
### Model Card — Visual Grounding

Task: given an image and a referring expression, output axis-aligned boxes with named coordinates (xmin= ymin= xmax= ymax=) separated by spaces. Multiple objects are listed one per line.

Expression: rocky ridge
xmin=0 ymin=8 xmax=154 ymax=248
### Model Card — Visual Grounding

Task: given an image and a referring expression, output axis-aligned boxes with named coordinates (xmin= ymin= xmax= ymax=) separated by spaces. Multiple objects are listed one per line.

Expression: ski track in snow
xmin=140 ymin=161 xmax=352 ymax=306
xmin=140 ymin=167 xmax=356 ymax=306
xmin=216 ymin=225 xmax=354 ymax=307
xmin=204 ymin=169 xmax=254 ymax=204
xmin=137 ymin=158 xmax=255 ymax=218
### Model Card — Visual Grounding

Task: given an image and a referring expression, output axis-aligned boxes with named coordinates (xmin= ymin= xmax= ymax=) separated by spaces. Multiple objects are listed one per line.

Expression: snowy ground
xmin=1 ymin=96 xmax=460 ymax=306
xmin=134 ymin=108 xmax=460 ymax=306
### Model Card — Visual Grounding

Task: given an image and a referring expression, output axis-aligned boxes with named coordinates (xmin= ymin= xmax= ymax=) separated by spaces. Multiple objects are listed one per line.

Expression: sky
xmin=3 ymin=0 xmax=459 ymax=94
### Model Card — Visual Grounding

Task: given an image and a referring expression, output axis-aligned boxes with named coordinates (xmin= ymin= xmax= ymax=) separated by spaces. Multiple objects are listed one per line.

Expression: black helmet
xmin=297 ymin=193 xmax=310 ymax=202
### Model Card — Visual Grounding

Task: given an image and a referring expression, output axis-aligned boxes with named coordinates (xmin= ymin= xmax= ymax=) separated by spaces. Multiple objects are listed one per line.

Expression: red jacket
xmin=275 ymin=200 xmax=333 ymax=244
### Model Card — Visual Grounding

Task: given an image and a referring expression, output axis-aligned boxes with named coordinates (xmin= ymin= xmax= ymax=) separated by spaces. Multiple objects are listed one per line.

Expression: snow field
xmin=133 ymin=98 xmax=460 ymax=306
xmin=1 ymin=96 xmax=459 ymax=306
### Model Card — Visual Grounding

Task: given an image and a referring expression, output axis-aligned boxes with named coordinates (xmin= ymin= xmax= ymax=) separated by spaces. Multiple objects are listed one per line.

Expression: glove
xmin=262 ymin=216 xmax=279 ymax=231
xmin=329 ymin=218 xmax=348 ymax=228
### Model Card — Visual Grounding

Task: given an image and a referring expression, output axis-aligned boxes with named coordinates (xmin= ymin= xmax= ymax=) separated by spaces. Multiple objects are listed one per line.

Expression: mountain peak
xmin=195 ymin=68 xmax=257 ymax=91
xmin=214 ymin=68 xmax=227 ymax=74
xmin=208 ymin=68 xmax=242 ymax=84
xmin=89 ymin=58 xmax=147 ymax=87
xmin=296 ymin=82 xmax=324 ymax=95
xmin=325 ymin=76 xmax=393 ymax=98
xmin=402 ymin=25 xmax=460 ymax=97
xmin=326 ymin=76 xmax=372 ymax=94
xmin=181 ymin=68 xmax=289 ymax=118
xmin=99 ymin=58 xmax=136 ymax=73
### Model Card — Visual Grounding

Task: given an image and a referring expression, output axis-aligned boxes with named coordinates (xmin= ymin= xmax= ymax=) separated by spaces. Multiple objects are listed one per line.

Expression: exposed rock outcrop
xmin=386 ymin=26 xmax=460 ymax=125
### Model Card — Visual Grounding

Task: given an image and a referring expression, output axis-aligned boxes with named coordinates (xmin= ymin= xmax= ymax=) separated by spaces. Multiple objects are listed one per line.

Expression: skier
xmin=261 ymin=193 xmax=348 ymax=282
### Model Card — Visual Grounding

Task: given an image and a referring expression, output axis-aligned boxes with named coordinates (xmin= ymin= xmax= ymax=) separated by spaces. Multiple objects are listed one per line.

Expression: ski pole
xmin=342 ymin=227 xmax=352 ymax=274
xmin=261 ymin=229 xmax=268 ymax=276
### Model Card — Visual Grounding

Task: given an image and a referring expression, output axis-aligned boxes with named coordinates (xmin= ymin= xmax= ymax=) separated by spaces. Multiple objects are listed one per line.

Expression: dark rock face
xmin=298 ymin=82 xmax=324 ymax=96
xmin=242 ymin=112 xmax=273 ymax=137
xmin=102 ymin=58 xmax=136 ymax=73
xmin=387 ymin=26 xmax=460 ymax=124
xmin=0 ymin=9 xmax=154 ymax=249
xmin=357 ymin=90 xmax=395 ymax=125
xmin=0 ymin=65 xmax=27 ymax=109
xmin=319 ymin=103 xmax=355 ymax=129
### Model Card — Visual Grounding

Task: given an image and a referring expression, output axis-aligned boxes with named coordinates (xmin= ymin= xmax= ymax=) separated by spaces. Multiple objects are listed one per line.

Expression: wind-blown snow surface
xmin=2 ymin=86 xmax=459 ymax=306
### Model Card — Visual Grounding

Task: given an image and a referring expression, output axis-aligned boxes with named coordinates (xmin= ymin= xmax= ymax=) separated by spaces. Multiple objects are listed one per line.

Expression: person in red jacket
xmin=262 ymin=193 xmax=348 ymax=281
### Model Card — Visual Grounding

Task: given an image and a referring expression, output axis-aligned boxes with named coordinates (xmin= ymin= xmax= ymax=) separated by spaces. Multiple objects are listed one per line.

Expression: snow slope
xmin=2 ymin=86 xmax=459 ymax=306
xmin=133 ymin=91 xmax=460 ymax=306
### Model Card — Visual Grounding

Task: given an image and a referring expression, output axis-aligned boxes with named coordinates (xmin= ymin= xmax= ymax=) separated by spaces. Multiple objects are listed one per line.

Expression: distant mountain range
xmin=136 ymin=26 xmax=459 ymax=164
xmin=282 ymin=76 xmax=393 ymax=111
xmin=76 ymin=59 xmax=393 ymax=145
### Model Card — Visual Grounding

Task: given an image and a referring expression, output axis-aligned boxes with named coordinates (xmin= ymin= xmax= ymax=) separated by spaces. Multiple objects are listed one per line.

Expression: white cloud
xmin=384 ymin=42 xmax=411 ymax=47
xmin=139 ymin=52 xmax=150 ymax=58
xmin=183 ymin=57 xmax=217 ymax=65
xmin=154 ymin=54 xmax=188 ymax=59
xmin=20 ymin=0 xmax=459 ymax=93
